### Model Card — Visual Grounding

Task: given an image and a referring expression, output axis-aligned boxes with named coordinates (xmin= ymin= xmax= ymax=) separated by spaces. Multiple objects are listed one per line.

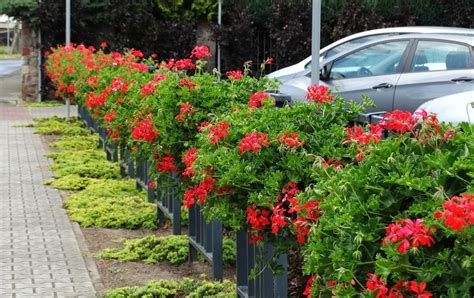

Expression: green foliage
xmin=105 ymin=278 xmax=235 ymax=298
xmin=302 ymin=123 xmax=474 ymax=297
xmin=43 ymin=175 xmax=96 ymax=190
xmin=22 ymin=100 xmax=64 ymax=107
xmin=0 ymin=0 xmax=38 ymax=26
xmin=98 ymin=234 xmax=236 ymax=265
xmin=63 ymin=179 xmax=157 ymax=229
xmin=31 ymin=116 xmax=90 ymax=136
xmin=153 ymin=0 xmax=217 ymax=21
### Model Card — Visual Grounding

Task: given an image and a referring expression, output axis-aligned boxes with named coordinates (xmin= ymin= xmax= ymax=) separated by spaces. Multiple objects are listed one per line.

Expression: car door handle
xmin=451 ymin=77 xmax=474 ymax=82
xmin=372 ymin=83 xmax=393 ymax=89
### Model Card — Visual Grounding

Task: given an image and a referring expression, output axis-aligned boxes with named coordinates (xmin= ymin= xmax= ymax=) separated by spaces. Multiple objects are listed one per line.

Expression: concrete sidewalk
xmin=0 ymin=100 xmax=95 ymax=297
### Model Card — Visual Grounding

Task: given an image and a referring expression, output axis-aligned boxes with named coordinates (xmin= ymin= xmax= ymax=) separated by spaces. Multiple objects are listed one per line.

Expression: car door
xmin=322 ymin=39 xmax=412 ymax=112
xmin=393 ymin=39 xmax=474 ymax=112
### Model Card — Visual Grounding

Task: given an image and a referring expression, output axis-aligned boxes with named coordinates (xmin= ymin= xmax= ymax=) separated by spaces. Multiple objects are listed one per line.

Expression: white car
xmin=268 ymin=26 xmax=474 ymax=82
xmin=415 ymin=90 xmax=474 ymax=124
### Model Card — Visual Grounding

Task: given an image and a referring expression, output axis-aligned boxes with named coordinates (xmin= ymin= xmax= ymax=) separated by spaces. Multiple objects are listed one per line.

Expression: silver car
xmin=268 ymin=26 xmax=474 ymax=82
xmin=276 ymin=34 xmax=474 ymax=112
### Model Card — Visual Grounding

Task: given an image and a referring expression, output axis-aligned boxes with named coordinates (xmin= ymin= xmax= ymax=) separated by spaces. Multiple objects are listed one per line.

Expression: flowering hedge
xmin=46 ymin=43 xmax=473 ymax=297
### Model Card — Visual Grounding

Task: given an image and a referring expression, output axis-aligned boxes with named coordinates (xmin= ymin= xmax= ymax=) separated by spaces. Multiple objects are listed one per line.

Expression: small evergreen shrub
xmin=63 ymin=179 xmax=156 ymax=229
xmin=105 ymin=278 xmax=235 ymax=298
xmin=98 ymin=234 xmax=236 ymax=265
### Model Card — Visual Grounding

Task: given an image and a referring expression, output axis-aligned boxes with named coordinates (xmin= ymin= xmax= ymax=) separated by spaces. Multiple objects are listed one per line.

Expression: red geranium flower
xmin=434 ymin=193 xmax=474 ymax=231
xmin=179 ymin=78 xmax=197 ymax=91
xmin=305 ymin=84 xmax=333 ymax=104
xmin=238 ymin=132 xmax=270 ymax=155
xmin=155 ymin=155 xmax=177 ymax=173
xmin=132 ymin=118 xmax=159 ymax=142
xmin=190 ymin=45 xmax=211 ymax=60
xmin=208 ymin=122 xmax=230 ymax=144
xmin=248 ymin=91 xmax=272 ymax=107
xmin=226 ymin=70 xmax=243 ymax=80
xmin=382 ymin=218 xmax=434 ymax=254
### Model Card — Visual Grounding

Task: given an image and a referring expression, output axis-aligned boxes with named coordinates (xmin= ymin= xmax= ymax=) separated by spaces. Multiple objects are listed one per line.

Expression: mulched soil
xmin=82 ymin=227 xmax=235 ymax=294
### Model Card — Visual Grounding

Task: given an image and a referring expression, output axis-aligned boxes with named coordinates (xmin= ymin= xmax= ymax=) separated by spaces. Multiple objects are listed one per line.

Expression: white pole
xmin=311 ymin=0 xmax=321 ymax=86
xmin=217 ymin=0 xmax=222 ymax=79
xmin=37 ymin=29 xmax=42 ymax=102
xmin=65 ymin=0 xmax=71 ymax=120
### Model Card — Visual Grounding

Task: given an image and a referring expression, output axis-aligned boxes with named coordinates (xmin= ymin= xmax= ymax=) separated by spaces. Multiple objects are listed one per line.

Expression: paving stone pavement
xmin=0 ymin=104 xmax=96 ymax=297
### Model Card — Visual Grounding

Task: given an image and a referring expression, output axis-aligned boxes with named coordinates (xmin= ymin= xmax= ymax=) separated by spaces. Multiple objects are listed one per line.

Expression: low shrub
xmin=47 ymin=150 xmax=120 ymax=179
xmin=105 ymin=278 xmax=235 ymax=298
xmin=31 ymin=116 xmax=90 ymax=136
xmin=98 ymin=234 xmax=236 ymax=265
xmin=49 ymin=135 xmax=99 ymax=151
xmin=43 ymin=174 xmax=96 ymax=190
xmin=63 ymin=179 xmax=156 ymax=229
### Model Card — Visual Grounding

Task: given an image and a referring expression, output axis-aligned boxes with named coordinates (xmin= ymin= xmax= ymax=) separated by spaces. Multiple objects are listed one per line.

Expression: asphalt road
xmin=0 ymin=59 xmax=22 ymax=77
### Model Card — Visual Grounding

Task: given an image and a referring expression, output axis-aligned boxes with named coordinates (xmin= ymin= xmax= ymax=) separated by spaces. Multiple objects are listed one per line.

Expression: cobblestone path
xmin=0 ymin=105 xmax=96 ymax=297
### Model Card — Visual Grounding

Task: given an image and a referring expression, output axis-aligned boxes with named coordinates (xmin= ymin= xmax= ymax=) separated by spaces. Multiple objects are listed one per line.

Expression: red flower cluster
xmin=208 ymin=122 xmax=231 ymax=144
xmin=175 ymin=59 xmax=195 ymax=70
xmin=141 ymin=82 xmax=156 ymax=97
xmin=183 ymin=177 xmax=215 ymax=208
xmin=276 ymin=132 xmax=304 ymax=148
xmin=434 ymin=193 xmax=474 ymax=231
xmin=190 ymin=45 xmax=211 ymax=60
xmin=380 ymin=110 xmax=418 ymax=134
xmin=104 ymin=111 xmax=116 ymax=123
xmin=303 ymin=275 xmax=317 ymax=298
xmin=346 ymin=124 xmax=382 ymax=145
xmin=132 ymin=118 xmax=159 ymax=142
xmin=175 ymin=102 xmax=196 ymax=122
xmin=366 ymin=274 xmax=432 ymax=298
xmin=152 ymin=74 xmax=168 ymax=83
xmin=179 ymin=78 xmax=197 ymax=91
xmin=148 ymin=181 xmax=156 ymax=190
xmin=248 ymin=91 xmax=271 ymax=107
xmin=305 ymin=84 xmax=333 ymax=104
xmin=155 ymin=155 xmax=177 ymax=173
xmin=85 ymin=91 xmax=106 ymax=108
xmin=246 ymin=205 xmax=271 ymax=243
xmin=130 ymin=49 xmax=144 ymax=58
xmin=382 ymin=219 xmax=435 ymax=254
xmin=182 ymin=148 xmax=199 ymax=176
xmin=226 ymin=70 xmax=243 ymax=80
xmin=238 ymin=133 xmax=270 ymax=155
xmin=197 ymin=121 xmax=211 ymax=132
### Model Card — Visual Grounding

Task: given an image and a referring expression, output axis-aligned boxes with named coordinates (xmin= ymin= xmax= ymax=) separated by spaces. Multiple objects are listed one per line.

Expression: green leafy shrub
xmin=43 ymin=174 xmax=96 ymax=190
xmin=98 ymin=234 xmax=236 ymax=265
xmin=301 ymin=123 xmax=474 ymax=297
xmin=63 ymin=179 xmax=156 ymax=229
xmin=105 ymin=278 xmax=235 ymax=298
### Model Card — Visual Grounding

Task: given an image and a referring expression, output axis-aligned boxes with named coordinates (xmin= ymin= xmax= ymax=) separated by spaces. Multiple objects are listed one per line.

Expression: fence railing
xmin=188 ymin=204 xmax=223 ymax=281
xmin=119 ymin=144 xmax=135 ymax=178
xmin=236 ymin=230 xmax=288 ymax=298
xmin=156 ymin=173 xmax=182 ymax=235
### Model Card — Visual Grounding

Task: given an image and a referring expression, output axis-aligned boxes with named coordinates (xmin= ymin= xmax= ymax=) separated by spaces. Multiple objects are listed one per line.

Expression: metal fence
xmin=188 ymin=204 xmax=223 ymax=281
xmin=156 ymin=173 xmax=182 ymax=235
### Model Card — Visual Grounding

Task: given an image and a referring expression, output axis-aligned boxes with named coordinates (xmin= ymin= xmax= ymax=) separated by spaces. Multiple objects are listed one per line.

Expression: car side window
xmin=410 ymin=41 xmax=471 ymax=72
xmin=325 ymin=33 xmax=395 ymax=58
xmin=329 ymin=40 xmax=409 ymax=80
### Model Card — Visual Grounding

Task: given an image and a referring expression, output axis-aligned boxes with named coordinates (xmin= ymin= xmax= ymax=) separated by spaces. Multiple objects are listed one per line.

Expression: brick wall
xmin=21 ymin=24 xmax=39 ymax=102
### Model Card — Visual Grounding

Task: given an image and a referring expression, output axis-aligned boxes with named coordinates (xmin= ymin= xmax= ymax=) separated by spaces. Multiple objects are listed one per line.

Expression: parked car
xmin=275 ymin=34 xmax=474 ymax=112
xmin=268 ymin=26 xmax=474 ymax=82
xmin=415 ymin=90 xmax=474 ymax=124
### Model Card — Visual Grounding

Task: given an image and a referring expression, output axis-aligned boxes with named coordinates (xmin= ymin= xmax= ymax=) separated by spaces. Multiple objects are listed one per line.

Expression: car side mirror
xmin=320 ymin=65 xmax=329 ymax=81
